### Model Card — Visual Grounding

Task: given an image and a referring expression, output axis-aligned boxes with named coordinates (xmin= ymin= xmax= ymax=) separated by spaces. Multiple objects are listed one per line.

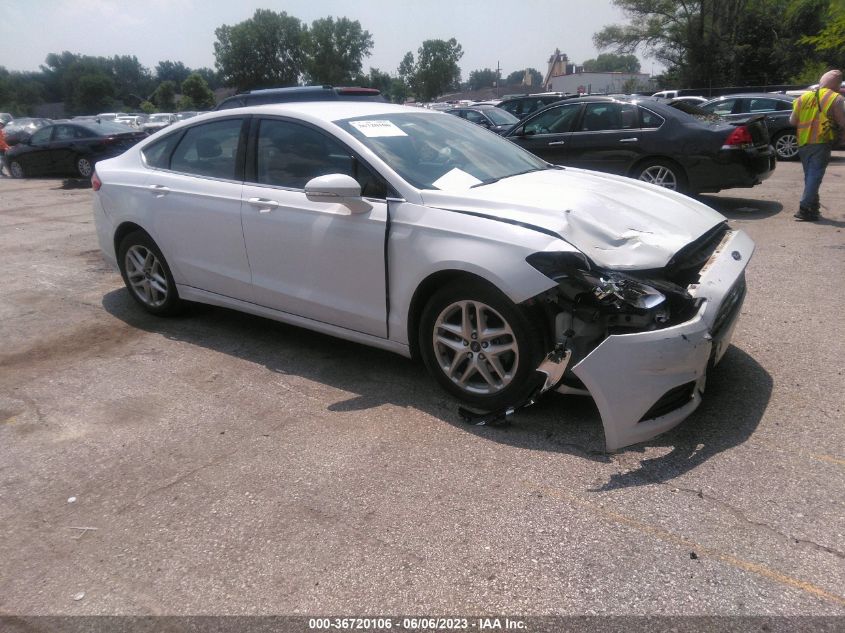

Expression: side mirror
xmin=305 ymin=174 xmax=364 ymax=207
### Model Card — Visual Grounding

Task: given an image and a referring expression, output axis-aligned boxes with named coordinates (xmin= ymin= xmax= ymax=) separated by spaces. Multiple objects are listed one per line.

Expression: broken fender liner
xmin=458 ymin=346 xmax=571 ymax=428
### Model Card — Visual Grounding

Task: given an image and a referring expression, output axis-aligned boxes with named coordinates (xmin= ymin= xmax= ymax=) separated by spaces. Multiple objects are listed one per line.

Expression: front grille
xmin=712 ymin=274 xmax=747 ymax=338
xmin=638 ymin=382 xmax=697 ymax=422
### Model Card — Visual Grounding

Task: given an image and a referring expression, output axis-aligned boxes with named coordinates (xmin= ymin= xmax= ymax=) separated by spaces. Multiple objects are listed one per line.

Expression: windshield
xmin=484 ymin=108 xmax=519 ymax=125
xmin=150 ymin=114 xmax=170 ymax=122
xmin=336 ymin=112 xmax=548 ymax=190
xmin=79 ymin=121 xmax=143 ymax=135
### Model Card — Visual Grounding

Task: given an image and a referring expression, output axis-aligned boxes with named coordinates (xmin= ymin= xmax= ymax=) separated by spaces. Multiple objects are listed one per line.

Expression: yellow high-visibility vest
xmin=794 ymin=87 xmax=839 ymax=145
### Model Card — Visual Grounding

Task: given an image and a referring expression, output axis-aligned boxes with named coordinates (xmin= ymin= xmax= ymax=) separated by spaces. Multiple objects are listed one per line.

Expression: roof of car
xmin=704 ymin=93 xmax=795 ymax=101
xmin=230 ymin=101 xmax=438 ymax=123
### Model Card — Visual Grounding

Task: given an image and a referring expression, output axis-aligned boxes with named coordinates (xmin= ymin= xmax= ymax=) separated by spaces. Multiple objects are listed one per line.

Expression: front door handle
xmin=248 ymin=197 xmax=280 ymax=213
xmin=547 ymin=140 xmax=566 ymax=146
xmin=148 ymin=184 xmax=170 ymax=196
xmin=619 ymin=137 xmax=639 ymax=143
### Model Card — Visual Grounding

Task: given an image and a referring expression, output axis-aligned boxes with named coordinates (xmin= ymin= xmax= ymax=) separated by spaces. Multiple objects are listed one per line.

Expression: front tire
xmin=419 ymin=279 xmax=545 ymax=411
xmin=633 ymin=159 xmax=687 ymax=192
xmin=117 ymin=231 xmax=183 ymax=316
xmin=75 ymin=156 xmax=93 ymax=178
xmin=773 ymin=131 xmax=799 ymax=161
xmin=9 ymin=160 xmax=25 ymax=179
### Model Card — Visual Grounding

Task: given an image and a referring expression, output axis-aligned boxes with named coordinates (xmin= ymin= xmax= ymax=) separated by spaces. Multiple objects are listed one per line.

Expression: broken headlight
xmin=526 ymin=252 xmax=666 ymax=312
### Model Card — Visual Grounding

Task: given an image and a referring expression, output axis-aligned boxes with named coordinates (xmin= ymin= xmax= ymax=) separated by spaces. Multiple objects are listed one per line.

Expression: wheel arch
xmin=407 ymin=270 xmax=500 ymax=360
xmin=113 ymin=221 xmax=152 ymax=259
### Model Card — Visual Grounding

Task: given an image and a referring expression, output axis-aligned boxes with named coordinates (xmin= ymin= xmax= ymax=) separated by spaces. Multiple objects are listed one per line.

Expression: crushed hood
xmin=419 ymin=167 xmax=726 ymax=270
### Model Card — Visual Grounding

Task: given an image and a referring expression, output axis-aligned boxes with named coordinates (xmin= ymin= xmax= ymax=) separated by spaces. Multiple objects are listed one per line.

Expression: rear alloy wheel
xmin=117 ymin=231 xmax=183 ymax=316
xmin=635 ymin=159 xmax=686 ymax=192
xmin=419 ymin=279 xmax=544 ymax=411
xmin=9 ymin=160 xmax=25 ymax=179
xmin=773 ymin=131 xmax=799 ymax=161
xmin=76 ymin=156 xmax=93 ymax=178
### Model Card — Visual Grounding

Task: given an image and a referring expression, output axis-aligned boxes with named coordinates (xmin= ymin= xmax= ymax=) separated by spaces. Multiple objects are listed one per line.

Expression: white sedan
xmin=92 ymin=102 xmax=754 ymax=451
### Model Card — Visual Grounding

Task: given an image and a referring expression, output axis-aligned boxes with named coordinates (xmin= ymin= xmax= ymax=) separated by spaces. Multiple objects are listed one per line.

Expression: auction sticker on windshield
xmin=348 ymin=120 xmax=407 ymax=137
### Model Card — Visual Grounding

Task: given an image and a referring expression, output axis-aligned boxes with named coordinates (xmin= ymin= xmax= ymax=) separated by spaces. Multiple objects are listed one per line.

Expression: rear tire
xmin=117 ymin=231 xmax=183 ymax=316
xmin=632 ymin=159 xmax=687 ymax=193
xmin=419 ymin=279 xmax=545 ymax=411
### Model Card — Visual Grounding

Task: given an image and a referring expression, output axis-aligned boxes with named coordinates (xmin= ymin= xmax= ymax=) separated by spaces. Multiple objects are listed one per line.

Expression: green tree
xmin=139 ymin=100 xmax=156 ymax=114
xmin=305 ymin=17 xmax=373 ymax=85
xmin=582 ymin=53 xmax=641 ymax=73
xmin=155 ymin=60 xmax=191 ymax=85
xmin=397 ymin=51 xmax=416 ymax=95
xmin=467 ymin=68 xmax=498 ymax=90
xmin=152 ymin=80 xmax=177 ymax=111
xmin=74 ymin=73 xmax=115 ymax=113
xmin=593 ymin=0 xmax=750 ymax=87
xmin=402 ymin=38 xmax=463 ymax=101
xmin=194 ymin=67 xmax=222 ymax=90
xmin=214 ymin=9 xmax=306 ymax=91
xmin=179 ymin=73 xmax=215 ymax=110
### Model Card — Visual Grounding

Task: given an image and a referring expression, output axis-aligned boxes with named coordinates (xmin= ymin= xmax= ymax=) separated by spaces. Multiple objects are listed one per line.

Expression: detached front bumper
xmin=570 ymin=229 xmax=754 ymax=451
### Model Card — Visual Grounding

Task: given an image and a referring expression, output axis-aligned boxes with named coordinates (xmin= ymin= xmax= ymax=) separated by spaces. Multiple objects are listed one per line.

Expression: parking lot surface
xmin=0 ymin=161 xmax=843 ymax=617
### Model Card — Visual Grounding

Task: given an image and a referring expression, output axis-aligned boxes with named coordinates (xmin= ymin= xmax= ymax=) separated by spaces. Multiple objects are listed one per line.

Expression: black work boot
xmin=794 ymin=204 xmax=820 ymax=221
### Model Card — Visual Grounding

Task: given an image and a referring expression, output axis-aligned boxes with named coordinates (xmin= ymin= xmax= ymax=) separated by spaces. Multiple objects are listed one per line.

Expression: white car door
xmin=144 ymin=117 xmax=253 ymax=300
xmin=240 ymin=118 xmax=389 ymax=338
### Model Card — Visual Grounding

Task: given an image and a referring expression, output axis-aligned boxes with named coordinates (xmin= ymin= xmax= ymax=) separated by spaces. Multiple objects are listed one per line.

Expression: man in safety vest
xmin=789 ymin=69 xmax=845 ymax=221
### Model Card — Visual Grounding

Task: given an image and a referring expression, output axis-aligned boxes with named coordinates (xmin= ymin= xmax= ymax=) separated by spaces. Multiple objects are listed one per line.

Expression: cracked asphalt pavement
xmin=0 ymin=159 xmax=843 ymax=617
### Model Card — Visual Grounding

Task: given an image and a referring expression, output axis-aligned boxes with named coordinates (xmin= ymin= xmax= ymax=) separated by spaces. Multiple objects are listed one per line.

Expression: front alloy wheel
xmin=419 ymin=280 xmax=544 ymax=410
xmin=773 ymin=132 xmax=799 ymax=161
xmin=9 ymin=160 xmax=25 ymax=178
xmin=432 ymin=299 xmax=519 ymax=396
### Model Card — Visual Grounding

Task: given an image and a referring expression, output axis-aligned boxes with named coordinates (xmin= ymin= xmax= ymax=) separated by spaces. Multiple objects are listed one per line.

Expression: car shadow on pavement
xmin=695 ymin=194 xmax=783 ymax=219
xmin=102 ymin=289 xmax=771 ymax=489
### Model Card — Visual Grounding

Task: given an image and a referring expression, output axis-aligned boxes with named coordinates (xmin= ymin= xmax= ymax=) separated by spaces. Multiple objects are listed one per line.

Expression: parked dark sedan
xmin=6 ymin=121 xmax=147 ymax=178
xmin=2 ymin=117 xmax=52 ymax=146
xmin=445 ymin=105 xmax=519 ymax=134
xmin=502 ymin=95 xmax=776 ymax=194
xmin=698 ymin=93 xmax=799 ymax=160
xmin=496 ymin=93 xmax=576 ymax=120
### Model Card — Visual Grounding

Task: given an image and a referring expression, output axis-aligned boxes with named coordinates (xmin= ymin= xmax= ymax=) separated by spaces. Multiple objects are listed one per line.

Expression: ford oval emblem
xmin=732 ymin=251 xmax=742 ymax=261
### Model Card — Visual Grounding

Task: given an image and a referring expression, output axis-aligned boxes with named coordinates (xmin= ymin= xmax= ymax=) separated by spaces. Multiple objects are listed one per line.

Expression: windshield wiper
xmin=470 ymin=165 xmax=558 ymax=188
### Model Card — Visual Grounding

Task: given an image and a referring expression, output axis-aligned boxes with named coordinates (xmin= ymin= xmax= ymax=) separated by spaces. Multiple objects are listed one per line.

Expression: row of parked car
xmin=1 ymin=85 xmax=824 ymax=194
xmin=1 ymin=111 xmax=204 ymax=178
xmin=441 ymin=92 xmax=790 ymax=194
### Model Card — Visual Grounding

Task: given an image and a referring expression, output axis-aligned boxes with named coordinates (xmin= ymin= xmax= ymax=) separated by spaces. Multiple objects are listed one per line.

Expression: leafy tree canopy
xmin=214 ymin=9 xmax=306 ymax=91
xmin=467 ymin=68 xmax=498 ymax=90
xmin=305 ymin=17 xmax=373 ymax=85
xmin=505 ymin=68 xmax=543 ymax=86
xmin=179 ymin=73 xmax=215 ymax=110
xmin=582 ymin=53 xmax=641 ymax=73
xmin=400 ymin=38 xmax=463 ymax=101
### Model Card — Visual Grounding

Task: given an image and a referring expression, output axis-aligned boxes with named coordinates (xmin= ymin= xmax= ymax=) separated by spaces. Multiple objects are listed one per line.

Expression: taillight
xmin=91 ymin=171 xmax=102 ymax=191
xmin=722 ymin=126 xmax=754 ymax=149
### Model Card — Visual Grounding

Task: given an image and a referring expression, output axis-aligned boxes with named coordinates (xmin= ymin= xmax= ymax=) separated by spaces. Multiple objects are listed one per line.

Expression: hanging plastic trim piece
xmin=458 ymin=345 xmax=571 ymax=427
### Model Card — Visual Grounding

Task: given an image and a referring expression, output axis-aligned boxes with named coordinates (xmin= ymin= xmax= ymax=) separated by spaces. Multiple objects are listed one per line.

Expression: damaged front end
xmin=523 ymin=222 xmax=754 ymax=451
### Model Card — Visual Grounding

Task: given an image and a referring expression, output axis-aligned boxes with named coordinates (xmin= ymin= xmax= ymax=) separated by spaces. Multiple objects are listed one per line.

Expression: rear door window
xmin=170 ymin=119 xmax=244 ymax=180
xmin=524 ymin=103 xmax=581 ymax=135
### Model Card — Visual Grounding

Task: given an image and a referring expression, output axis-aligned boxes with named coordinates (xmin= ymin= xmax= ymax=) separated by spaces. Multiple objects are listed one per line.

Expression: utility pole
xmin=496 ymin=61 xmax=501 ymax=98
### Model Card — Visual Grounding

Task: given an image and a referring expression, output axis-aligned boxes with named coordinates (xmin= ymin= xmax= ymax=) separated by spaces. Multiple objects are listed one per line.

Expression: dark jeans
xmin=798 ymin=143 xmax=832 ymax=211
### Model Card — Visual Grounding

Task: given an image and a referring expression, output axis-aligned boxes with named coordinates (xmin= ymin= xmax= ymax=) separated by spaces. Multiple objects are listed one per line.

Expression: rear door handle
xmin=148 ymin=184 xmax=170 ymax=196
xmin=547 ymin=141 xmax=566 ymax=146
xmin=248 ymin=197 xmax=280 ymax=213
xmin=619 ymin=137 xmax=639 ymax=143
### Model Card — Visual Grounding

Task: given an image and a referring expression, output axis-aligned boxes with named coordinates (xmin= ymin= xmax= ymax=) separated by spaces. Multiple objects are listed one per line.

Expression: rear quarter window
xmin=142 ymin=132 xmax=183 ymax=169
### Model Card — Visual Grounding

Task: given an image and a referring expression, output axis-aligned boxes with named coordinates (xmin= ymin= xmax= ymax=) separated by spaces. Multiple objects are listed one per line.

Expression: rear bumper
xmin=691 ymin=146 xmax=776 ymax=193
xmin=570 ymin=229 xmax=754 ymax=451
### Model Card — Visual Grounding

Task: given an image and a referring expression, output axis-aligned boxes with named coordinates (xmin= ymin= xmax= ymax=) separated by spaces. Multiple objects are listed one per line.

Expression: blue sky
xmin=0 ymin=0 xmax=660 ymax=78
